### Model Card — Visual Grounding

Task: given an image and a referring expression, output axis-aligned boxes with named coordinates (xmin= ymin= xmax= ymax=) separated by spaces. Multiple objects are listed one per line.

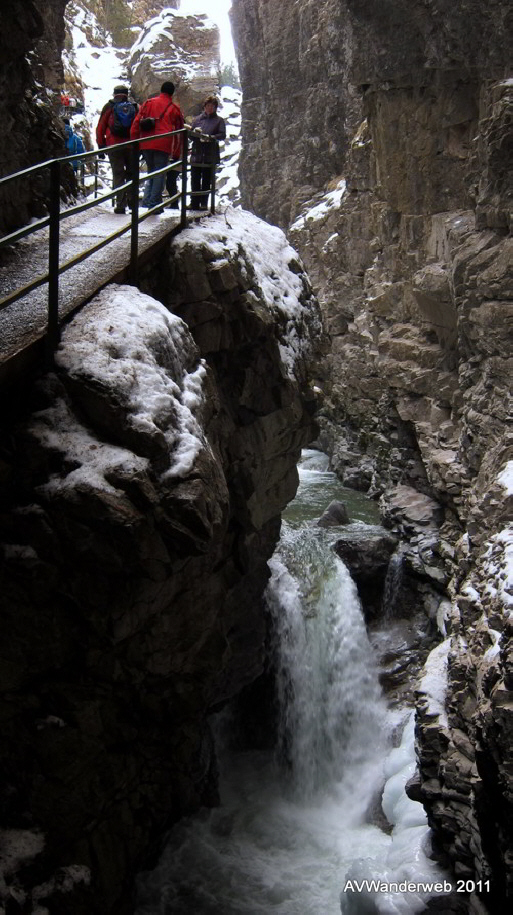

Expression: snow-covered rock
xmin=128 ymin=6 xmax=220 ymax=114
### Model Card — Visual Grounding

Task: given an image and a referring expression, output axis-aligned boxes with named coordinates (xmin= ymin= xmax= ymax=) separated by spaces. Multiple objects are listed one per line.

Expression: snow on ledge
xmin=482 ymin=527 xmax=513 ymax=617
xmin=173 ymin=206 xmax=319 ymax=377
xmin=289 ymin=179 xmax=347 ymax=231
xmin=416 ymin=638 xmax=450 ymax=728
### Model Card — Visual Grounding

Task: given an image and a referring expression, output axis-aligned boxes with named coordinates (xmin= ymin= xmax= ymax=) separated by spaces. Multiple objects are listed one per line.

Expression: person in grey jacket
xmin=190 ymin=95 xmax=226 ymax=209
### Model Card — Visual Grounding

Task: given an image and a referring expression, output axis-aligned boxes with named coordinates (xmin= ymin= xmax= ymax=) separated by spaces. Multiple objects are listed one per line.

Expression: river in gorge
xmin=135 ymin=450 xmax=448 ymax=915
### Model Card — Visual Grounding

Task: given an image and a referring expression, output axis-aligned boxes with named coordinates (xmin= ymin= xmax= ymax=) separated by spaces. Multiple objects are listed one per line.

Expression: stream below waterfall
xmin=136 ymin=450 xmax=448 ymax=915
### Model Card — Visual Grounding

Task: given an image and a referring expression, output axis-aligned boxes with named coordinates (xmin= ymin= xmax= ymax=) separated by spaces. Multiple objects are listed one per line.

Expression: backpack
xmin=110 ymin=99 xmax=137 ymax=137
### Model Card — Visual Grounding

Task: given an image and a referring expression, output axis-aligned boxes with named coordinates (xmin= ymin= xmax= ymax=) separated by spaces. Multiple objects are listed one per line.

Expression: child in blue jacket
xmin=63 ymin=119 xmax=85 ymax=172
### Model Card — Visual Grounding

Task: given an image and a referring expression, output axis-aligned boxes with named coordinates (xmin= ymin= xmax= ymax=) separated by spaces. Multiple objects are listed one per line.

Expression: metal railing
xmin=0 ymin=127 xmax=218 ymax=355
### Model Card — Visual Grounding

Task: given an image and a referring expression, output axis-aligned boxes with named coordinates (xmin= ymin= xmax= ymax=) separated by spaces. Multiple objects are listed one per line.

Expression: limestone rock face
xmin=129 ymin=8 xmax=220 ymax=117
xmin=0 ymin=0 xmax=71 ymax=234
xmin=230 ymin=0 xmax=361 ymax=228
xmin=476 ymin=81 xmax=513 ymax=232
xmin=232 ymin=0 xmax=512 ymax=906
xmin=132 ymin=0 xmax=179 ymax=24
xmin=0 ymin=213 xmax=320 ymax=912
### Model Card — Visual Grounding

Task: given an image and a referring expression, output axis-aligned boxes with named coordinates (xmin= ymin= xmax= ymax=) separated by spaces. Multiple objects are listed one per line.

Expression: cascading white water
xmin=135 ymin=452 xmax=418 ymax=915
xmin=268 ymin=530 xmax=387 ymax=799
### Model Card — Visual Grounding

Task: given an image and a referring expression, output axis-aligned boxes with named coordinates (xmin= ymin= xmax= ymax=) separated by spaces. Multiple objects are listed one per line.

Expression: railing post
xmin=46 ymin=158 xmax=61 ymax=362
xmin=210 ymin=145 xmax=216 ymax=215
xmin=129 ymin=142 xmax=140 ymax=284
xmin=94 ymin=155 xmax=98 ymax=198
xmin=181 ymin=131 xmax=188 ymax=228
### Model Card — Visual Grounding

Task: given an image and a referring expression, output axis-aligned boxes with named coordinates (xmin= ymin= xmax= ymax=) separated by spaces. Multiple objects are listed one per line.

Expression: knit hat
xmin=113 ymin=85 xmax=129 ymax=96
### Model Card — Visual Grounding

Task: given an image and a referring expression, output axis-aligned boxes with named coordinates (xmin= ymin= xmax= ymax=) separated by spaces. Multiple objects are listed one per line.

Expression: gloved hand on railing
xmin=98 ymin=145 xmax=106 ymax=160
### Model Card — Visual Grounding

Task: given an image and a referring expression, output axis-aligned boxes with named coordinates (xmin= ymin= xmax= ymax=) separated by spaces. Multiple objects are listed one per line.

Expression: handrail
xmin=0 ymin=127 xmax=218 ymax=361
xmin=0 ymin=127 xmax=206 ymax=188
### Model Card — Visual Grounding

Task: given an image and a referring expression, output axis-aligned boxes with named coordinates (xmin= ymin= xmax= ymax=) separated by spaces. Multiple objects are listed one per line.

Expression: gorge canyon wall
xmin=0 ymin=212 xmax=321 ymax=913
xmin=231 ymin=0 xmax=512 ymax=911
xmin=0 ymin=0 xmax=72 ymax=235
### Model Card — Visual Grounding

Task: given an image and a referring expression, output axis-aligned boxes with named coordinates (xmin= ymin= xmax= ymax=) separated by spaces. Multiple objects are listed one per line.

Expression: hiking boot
xmin=114 ymin=206 xmax=126 ymax=214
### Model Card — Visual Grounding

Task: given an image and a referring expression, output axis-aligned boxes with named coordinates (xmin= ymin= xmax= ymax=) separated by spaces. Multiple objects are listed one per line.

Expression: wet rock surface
xmin=333 ymin=525 xmax=398 ymax=620
xmin=317 ymin=499 xmax=350 ymax=527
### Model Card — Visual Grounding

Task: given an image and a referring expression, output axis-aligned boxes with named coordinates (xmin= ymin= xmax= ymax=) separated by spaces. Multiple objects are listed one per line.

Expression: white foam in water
xmin=298 ymin=447 xmax=330 ymax=472
xmin=135 ymin=452 xmax=450 ymax=915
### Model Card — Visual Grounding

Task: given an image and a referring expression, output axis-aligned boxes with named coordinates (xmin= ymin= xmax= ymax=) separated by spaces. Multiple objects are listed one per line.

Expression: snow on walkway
xmin=0 ymin=201 xmax=206 ymax=365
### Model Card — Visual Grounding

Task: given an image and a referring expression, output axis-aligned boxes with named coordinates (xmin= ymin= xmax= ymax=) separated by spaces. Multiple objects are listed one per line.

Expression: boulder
xmin=334 ymin=526 xmax=398 ymax=620
xmin=317 ymin=499 xmax=350 ymax=527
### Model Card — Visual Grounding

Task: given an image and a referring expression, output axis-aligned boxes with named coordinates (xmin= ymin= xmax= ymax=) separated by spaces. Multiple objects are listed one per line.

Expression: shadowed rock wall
xmin=0 ymin=0 xmax=71 ymax=235
xmin=0 ymin=219 xmax=320 ymax=913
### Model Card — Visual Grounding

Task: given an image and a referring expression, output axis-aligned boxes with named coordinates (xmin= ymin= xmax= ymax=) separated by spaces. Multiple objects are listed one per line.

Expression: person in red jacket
xmin=96 ymin=85 xmax=137 ymax=214
xmin=130 ymin=81 xmax=184 ymax=210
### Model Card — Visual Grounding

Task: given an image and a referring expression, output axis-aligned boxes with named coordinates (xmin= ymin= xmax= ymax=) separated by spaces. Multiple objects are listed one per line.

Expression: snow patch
xmin=497 ymin=460 xmax=513 ymax=495
xmin=483 ymin=628 xmax=502 ymax=661
xmin=290 ymin=180 xmax=347 ymax=231
xmin=417 ymin=638 xmax=450 ymax=727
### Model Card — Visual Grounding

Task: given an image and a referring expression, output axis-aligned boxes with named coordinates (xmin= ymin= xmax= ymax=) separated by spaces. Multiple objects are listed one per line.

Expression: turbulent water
xmin=136 ymin=450 xmax=397 ymax=915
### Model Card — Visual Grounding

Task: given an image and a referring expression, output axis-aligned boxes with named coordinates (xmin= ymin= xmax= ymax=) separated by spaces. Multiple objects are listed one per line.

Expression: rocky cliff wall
xmin=128 ymin=7 xmax=220 ymax=116
xmin=0 ymin=0 xmax=72 ymax=235
xmin=232 ymin=0 xmax=512 ymax=909
xmin=0 ymin=210 xmax=320 ymax=913
xmin=230 ymin=0 xmax=361 ymax=228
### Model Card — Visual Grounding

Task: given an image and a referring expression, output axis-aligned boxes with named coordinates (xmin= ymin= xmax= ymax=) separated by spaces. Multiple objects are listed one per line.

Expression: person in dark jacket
xmin=96 ymin=85 xmax=137 ymax=214
xmin=190 ymin=95 xmax=226 ymax=209
xmin=130 ymin=81 xmax=184 ymax=210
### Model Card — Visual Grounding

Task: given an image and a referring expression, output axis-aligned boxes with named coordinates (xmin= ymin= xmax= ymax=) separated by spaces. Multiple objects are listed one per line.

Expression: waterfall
xmin=135 ymin=452 xmax=451 ymax=914
xmin=136 ymin=453 xmax=396 ymax=914
xmin=268 ymin=526 xmax=387 ymax=799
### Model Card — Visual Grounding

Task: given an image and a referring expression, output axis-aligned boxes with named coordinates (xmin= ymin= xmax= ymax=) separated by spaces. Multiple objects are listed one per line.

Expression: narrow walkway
xmin=0 ymin=201 xmax=205 ymax=368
